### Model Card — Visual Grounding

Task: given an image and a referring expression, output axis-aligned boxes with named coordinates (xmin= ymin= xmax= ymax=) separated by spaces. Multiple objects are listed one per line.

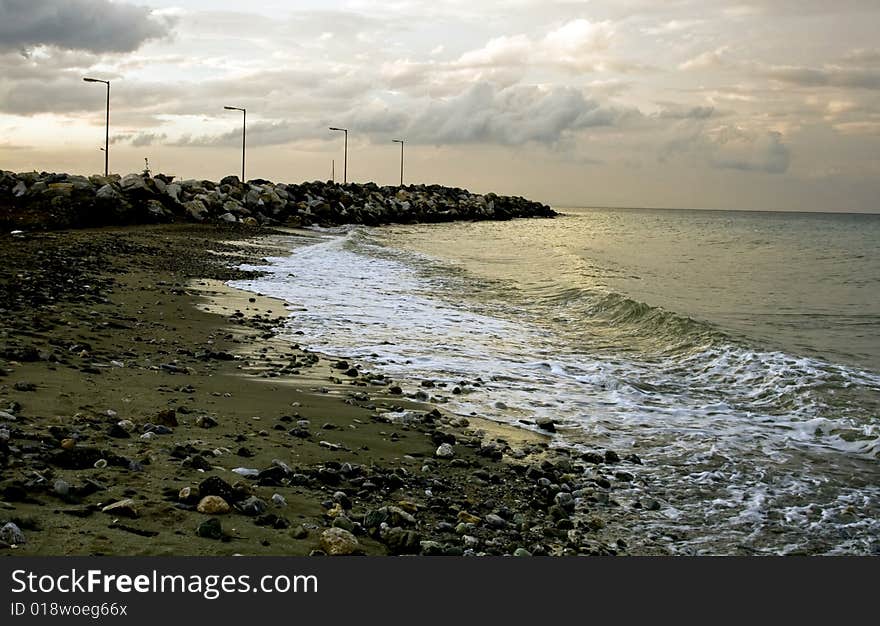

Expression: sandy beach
xmin=0 ymin=223 xmax=639 ymax=556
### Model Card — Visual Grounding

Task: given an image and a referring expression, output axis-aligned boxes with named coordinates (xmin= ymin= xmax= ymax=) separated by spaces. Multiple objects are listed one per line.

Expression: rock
xmin=196 ymin=415 xmax=218 ymax=428
xmin=219 ymin=212 xmax=238 ymax=223
xmin=420 ymin=540 xmax=444 ymax=556
xmin=117 ymin=419 xmax=136 ymax=432
xmin=513 ymin=547 xmax=532 ymax=557
xmin=120 ymin=173 xmax=148 ymax=190
xmin=60 ymin=438 xmax=76 ymax=450
xmin=604 ymin=450 xmax=621 ymax=463
xmin=197 ymin=495 xmax=231 ymax=515
xmin=0 ymin=522 xmax=26 ymax=545
xmin=196 ymin=518 xmax=224 ymax=540
xmin=457 ymin=510 xmax=481 ymax=525
xmin=235 ymin=496 xmax=267 ymax=516
xmin=178 ymin=486 xmax=196 ymax=502
xmin=96 ymin=184 xmax=121 ymax=200
xmin=101 ymin=499 xmax=138 ymax=518
xmin=184 ymin=200 xmax=209 ymax=221
xmin=13 ymin=381 xmax=36 ymax=392
xmin=382 ymin=527 xmax=421 ymax=555
xmin=53 ymin=479 xmax=71 ymax=497
xmin=485 ymin=513 xmax=507 ymax=529
xmin=291 ymin=525 xmax=309 ymax=540
xmin=535 ymin=418 xmax=556 ymax=432
xmin=435 ymin=443 xmax=455 ymax=458
xmin=319 ymin=527 xmax=360 ymax=556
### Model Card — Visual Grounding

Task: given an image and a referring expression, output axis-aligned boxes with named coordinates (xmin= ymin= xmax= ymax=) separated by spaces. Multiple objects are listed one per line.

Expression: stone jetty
xmin=0 ymin=171 xmax=556 ymax=230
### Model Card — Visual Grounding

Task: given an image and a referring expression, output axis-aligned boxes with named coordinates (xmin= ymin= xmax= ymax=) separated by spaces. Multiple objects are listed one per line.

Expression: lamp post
xmin=224 ymin=106 xmax=246 ymax=182
xmin=329 ymin=127 xmax=348 ymax=184
xmin=392 ymin=139 xmax=404 ymax=187
xmin=83 ymin=77 xmax=110 ymax=176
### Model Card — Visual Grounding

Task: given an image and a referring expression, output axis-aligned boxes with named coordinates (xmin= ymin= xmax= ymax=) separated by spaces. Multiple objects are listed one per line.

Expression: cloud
xmin=679 ymin=46 xmax=731 ymax=71
xmin=762 ymin=65 xmax=880 ymax=90
xmin=709 ymin=127 xmax=791 ymax=173
xmin=409 ymin=82 xmax=625 ymax=145
xmin=130 ymin=132 xmax=167 ymax=147
xmin=662 ymin=124 xmax=792 ymax=174
xmin=0 ymin=0 xmax=175 ymax=53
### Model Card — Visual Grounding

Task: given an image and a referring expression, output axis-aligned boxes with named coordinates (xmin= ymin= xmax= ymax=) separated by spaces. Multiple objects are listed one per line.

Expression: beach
xmin=0 ymin=223 xmax=640 ymax=556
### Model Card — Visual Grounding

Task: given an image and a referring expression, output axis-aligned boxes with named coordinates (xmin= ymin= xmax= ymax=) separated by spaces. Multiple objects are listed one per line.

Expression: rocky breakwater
xmin=0 ymin=170 xmax=556 ymax=230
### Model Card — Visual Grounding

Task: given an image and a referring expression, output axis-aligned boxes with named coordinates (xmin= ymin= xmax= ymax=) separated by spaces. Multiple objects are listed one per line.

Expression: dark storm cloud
xmin=0 ymin=0 xmax=175 ymax=53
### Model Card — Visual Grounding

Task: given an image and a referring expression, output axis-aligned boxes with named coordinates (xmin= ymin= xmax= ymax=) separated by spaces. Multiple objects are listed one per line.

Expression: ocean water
xmin=231 ymin=207 xmax=880 ymax=555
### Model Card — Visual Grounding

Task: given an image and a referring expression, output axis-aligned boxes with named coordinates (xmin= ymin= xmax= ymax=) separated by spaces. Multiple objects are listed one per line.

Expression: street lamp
xmin=224 ymin=106 xmax=246 ymax=182
xmin=83 ymin=77 xmax=110 ymax=176
xmin=392 ymin=139 xmax=404 ymax=187
xmin=329 ymin=127 xmax=348 ymax=184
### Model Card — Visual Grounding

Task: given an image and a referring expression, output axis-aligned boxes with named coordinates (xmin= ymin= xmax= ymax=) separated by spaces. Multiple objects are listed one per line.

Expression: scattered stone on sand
xmin=319 ymin=527 xmax=360 ymax=556
xmin=0 ymin=522 xmax=26 ymax=546
xmin=435 ymin=443 xmax=455 ymax=458
xmin=196 ymin=518 xmax=224 ymax=540
xmin=197 ymin=495 xmax=231 ymax=515
xmin=101 ymin=499 xmax=139 ymax=518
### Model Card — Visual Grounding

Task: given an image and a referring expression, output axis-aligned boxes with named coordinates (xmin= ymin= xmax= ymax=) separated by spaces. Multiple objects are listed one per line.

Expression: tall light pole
xmin=83 ymin=77 xmax=110 ymax=176
xmin=329 ymin=127 xmax=348 ymax=184
xmin=224 ymin=106 xmax=246 ymax=182
xmin=392 ymin=139 xmax=404 ymax=187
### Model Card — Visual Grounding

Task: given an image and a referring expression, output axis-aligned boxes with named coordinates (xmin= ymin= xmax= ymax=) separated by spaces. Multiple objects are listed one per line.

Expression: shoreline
xmin=0 ymin=223 xmax=646 ymax=556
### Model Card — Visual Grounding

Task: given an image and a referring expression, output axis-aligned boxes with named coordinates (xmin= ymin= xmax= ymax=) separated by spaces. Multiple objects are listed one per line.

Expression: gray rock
xmin=0 ymin=522 xmax=26 ymax=545
xmin=485 ymin=513 xmax=507 ymax=529
xmin=96 ymin=184 xmax=121 ymax=200
xmin=53 ymin=479 xmax=71 ymax=497
xmin=435 ymin=443 xmax=455 ymax=458
xmin=236 ymin=496 xmax=267 ymax=516
xmin=219 ymin=212 xmax=238 ymax=223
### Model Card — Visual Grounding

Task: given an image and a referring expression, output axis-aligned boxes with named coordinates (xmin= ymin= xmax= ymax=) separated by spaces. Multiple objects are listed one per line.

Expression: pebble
xmin=435 ymin=443 xmax=455 ymax=458
xmin=178 ymin=487 xmax=195 ymax=502
xmin=271 ymin=493 xmax=287 ymax=508
xmin=61 ymin=438 xmax=76 ymax=450
xmin=457 ymin=510 xmax=481 ymax=525
xmin=116 ymin=420 xmax=134 ymax=433
xmin=0 ymin=522 xmax=26 ymax=545
xmin=236 ymin=496 xmax=267 ymax=516
xmin=53 ymin=479 xmax=71 ymax=497
xmin=93 ymin=459 xmax=107 ymax=469
xmin=319 ymin=527 xmax=360 ymax=556
xmin=513 ymin=547 xmax=532 ymax=557
xmin=195 ymin=415 xmax=218 ymax=428
xmin=485 ymin=513 xmax=507 ymax=529
xmin=196 ymin=518 xmax=224 ymax=540
xmin=197 ymin=495 xmax=231 ymax=515
xmin=101 ymin=498 xmax=139 ymax=518
xmin=232 ymin=467 xmax=260 ymax=477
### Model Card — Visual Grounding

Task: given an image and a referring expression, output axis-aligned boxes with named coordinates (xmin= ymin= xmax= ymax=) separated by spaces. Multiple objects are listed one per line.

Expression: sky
xmin=1 ymin=0 xmax=879 ymax=211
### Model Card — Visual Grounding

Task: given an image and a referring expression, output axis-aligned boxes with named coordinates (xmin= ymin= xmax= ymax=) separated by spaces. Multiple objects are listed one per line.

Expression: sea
xmin=231 ymin=207 xmax=880 ymax=555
